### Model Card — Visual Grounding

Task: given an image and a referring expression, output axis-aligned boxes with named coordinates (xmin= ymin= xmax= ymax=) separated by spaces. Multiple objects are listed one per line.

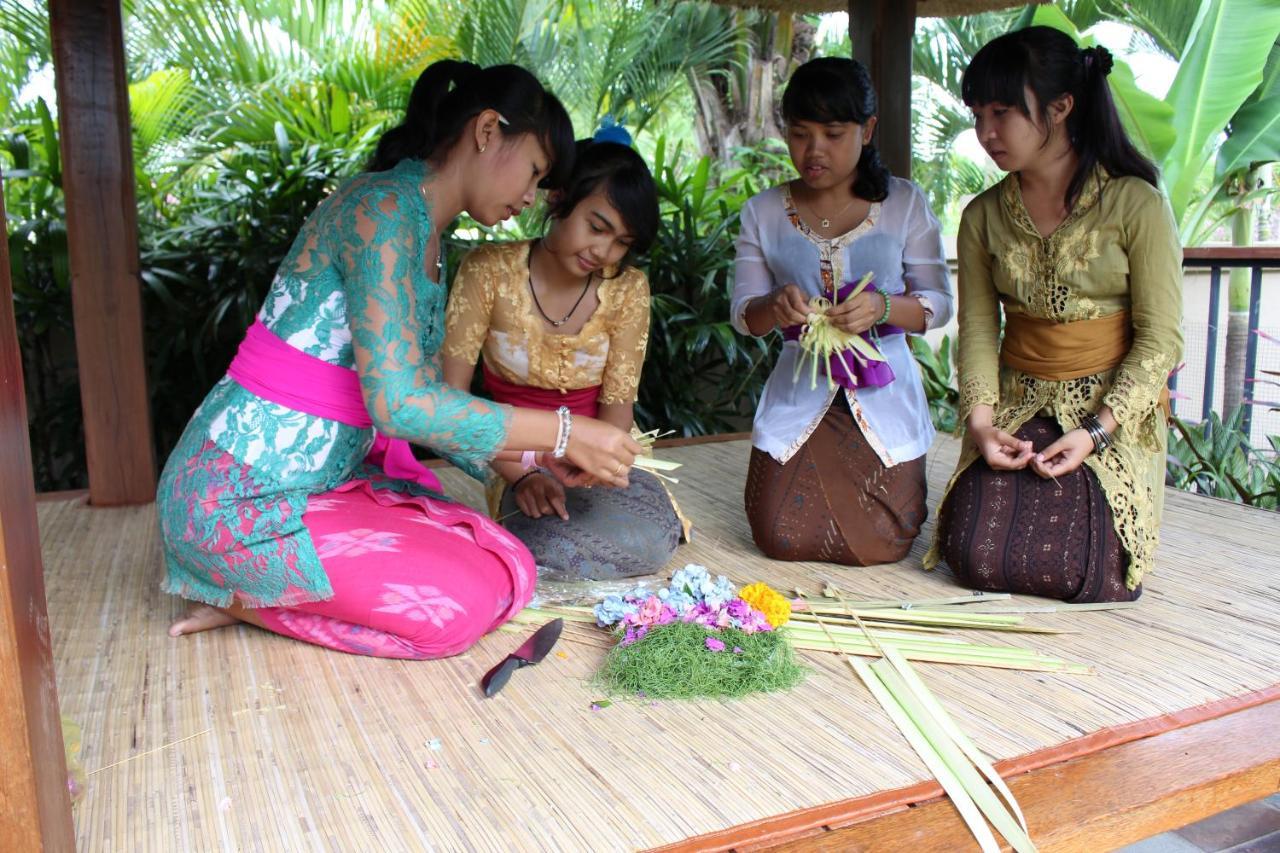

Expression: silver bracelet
xmin=552 ymin=405 xmax=572 ymax=458
xmin=1079 ymin=413 xmax=1112 ymax=454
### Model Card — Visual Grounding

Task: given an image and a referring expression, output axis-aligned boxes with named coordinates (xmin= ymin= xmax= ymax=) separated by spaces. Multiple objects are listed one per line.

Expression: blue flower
xmin=703 ymin=575 xmax=737 ymax=609
xmin=594 ymin=594 xmax=638 ymax=627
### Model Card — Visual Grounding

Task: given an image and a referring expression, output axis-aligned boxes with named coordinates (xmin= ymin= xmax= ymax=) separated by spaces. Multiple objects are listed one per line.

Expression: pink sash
xmin=228 ymin=321 xmax=443 ymax=493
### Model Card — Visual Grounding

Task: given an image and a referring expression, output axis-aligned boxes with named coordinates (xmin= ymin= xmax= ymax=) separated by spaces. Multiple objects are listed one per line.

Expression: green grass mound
xmin=595 ymin=622 xmax=806 ymax=700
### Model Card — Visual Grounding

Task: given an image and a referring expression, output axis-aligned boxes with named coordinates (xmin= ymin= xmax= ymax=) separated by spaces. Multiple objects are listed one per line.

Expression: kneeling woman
xmin=732 ymin=57 xmax=954 ymax=566
xmin=159 ymin=63 xmax=641 ymax=659
xmin=927 ymin=28 xmax=1183 ymax=602
xmin=444 ymin=134 xmax=684 ymax=581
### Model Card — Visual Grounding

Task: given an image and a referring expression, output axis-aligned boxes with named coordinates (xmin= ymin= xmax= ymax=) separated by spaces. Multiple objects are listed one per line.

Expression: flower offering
xmin=592 ymin=565 xmax=804 ymax=699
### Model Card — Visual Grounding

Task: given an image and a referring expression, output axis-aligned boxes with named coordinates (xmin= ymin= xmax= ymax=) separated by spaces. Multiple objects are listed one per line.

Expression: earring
xmin=479 ymin=144 xmax=487 ymax=154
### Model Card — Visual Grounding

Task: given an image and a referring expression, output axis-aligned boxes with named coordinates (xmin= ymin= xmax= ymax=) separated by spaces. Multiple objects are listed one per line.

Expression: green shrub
xmin=1166 ymin=409 xmax=1280 ymax=509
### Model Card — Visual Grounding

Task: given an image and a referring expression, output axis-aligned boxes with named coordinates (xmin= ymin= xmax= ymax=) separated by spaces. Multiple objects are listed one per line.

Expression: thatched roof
xmin=711 ymin=0 xmax=1034 ymax=16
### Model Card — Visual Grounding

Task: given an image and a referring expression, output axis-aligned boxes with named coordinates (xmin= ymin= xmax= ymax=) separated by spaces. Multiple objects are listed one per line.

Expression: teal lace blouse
xmin=157 ymin=158 xmax=511 ymax=607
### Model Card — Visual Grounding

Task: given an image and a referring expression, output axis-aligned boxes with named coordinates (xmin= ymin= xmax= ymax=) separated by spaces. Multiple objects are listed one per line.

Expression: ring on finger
xmin=614 ymin=461 xmax=625 ymax=477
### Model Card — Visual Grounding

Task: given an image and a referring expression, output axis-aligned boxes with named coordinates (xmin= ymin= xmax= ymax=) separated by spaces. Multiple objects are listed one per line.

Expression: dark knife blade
xmin=481 ymin=618 xmax=564 ymax=697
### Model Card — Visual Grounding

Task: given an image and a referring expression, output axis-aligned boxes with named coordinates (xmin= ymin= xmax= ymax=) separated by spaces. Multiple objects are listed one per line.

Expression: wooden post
xmin=50 ymin=0 xmax=155 ymax=505
xmin=0 ymin=169 xmax=76 ymax=850
xmin=850 ymin=0 xmax=918 ymax=181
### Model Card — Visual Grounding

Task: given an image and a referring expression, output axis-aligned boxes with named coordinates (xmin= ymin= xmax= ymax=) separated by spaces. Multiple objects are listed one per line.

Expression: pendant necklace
xmin=529 ymin=241 xmax=593 ymax=328
xmin=803 ymin=192 xmax=857 ymax=229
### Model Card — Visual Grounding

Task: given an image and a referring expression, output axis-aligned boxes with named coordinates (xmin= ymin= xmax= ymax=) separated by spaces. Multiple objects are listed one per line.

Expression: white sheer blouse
xmin=731 ymin=178 xmax=954 ymax=466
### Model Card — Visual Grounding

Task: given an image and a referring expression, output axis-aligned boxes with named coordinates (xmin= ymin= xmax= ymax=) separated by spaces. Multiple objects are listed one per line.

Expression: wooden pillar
xmin=0 ymin=169 xmax=76 ymax=851
xmin=50 ymin=0 xmax=155 ymax=505
xmin=850 ymin=0 xmax=918 ymax=180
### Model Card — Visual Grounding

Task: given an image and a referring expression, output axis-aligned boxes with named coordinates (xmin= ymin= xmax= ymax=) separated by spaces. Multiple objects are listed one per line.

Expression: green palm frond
xmin=130 ymin=68 xmax=204 ymax=170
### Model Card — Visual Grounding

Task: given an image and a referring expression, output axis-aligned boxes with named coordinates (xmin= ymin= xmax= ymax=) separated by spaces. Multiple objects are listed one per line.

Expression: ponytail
xmin=368 ymin=60 xmax=480 ymax=173
xmin=367 ymin=61 xmax=575 ymax=189
xmin=963 ymin=27 xmax=1159 ymax=210
xmin=1068 ymin=44 xmax=1158 ymax=206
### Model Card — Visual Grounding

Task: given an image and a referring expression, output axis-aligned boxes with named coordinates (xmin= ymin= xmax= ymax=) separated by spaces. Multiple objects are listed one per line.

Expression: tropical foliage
xmin=3 ymin=0 xmax=1277 ymax=499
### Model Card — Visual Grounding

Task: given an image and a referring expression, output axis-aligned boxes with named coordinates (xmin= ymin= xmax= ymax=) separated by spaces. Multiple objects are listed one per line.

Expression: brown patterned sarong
xmin=744 ymin=398 xmax=927 ymax=566
xmin=936 ymin=417 xmax=1139 ymax=603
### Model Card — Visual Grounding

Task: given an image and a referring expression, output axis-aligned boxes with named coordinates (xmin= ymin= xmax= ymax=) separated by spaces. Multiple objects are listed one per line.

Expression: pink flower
xmin=638 ymin=596 xmax=665 ymax=625
xmin=705 ymin=636 xmax=726 ymax=652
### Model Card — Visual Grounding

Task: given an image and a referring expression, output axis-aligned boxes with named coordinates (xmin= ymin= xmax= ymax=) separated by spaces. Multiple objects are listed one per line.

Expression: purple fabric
xmin=782 ymin=281 xmax=902 ymax=390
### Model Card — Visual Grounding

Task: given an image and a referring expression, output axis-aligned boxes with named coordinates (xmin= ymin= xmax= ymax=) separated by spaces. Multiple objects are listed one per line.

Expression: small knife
xmin=481 ymin=618 xmax=564 ymax=698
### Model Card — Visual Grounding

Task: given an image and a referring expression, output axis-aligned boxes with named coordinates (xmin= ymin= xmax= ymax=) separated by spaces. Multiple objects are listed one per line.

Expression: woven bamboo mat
xmin=41 ymin=437 xmax=1280 ymax=852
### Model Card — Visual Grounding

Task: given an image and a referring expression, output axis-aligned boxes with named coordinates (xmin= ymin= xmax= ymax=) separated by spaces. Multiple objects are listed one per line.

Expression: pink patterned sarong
xmin=210 ymin=321 xmax=535 ymax=659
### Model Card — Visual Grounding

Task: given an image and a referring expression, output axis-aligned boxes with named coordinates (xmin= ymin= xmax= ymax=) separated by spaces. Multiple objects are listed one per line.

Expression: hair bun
xmin=1083 ymin=46 xmax=1114 ymax=77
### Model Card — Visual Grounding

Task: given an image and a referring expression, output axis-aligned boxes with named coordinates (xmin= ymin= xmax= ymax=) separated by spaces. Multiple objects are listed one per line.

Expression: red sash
xmin=482 ymin=363 xmax=601 ymax=417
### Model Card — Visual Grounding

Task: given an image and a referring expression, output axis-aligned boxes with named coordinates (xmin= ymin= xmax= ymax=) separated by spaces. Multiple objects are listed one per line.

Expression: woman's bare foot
xmin=168 ymin=604 xmax=240 ymax=637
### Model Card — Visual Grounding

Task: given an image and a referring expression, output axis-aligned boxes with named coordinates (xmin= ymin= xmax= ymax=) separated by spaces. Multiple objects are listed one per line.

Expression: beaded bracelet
xmin=511 ymin=469 xmax=544 ymax=492
xmin=552 ymin=405 xmax=572 ymax=458
xmin=877 ymin=291 xmax=892 ymax=327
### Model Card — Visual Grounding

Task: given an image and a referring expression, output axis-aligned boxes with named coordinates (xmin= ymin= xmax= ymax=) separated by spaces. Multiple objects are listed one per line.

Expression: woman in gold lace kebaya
xmin=927 ymin=27 xmax=1183 ymax=602
xmin=443 ymin=135 xmax=683 ymax=580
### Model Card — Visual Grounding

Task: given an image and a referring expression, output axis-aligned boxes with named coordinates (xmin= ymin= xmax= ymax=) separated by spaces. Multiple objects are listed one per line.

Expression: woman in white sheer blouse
xmin=731 ymin=57 xmax=954 ymax=566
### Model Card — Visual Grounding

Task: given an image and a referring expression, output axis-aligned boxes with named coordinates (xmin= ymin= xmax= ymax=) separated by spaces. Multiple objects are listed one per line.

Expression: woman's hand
xmin=763 ymin=284 xmax=812 ymax=329
xmin=1031 ymin=429 xmax=1093 ymax=479
xmin=970 ymin=422 xmax=1034 ymax=470
xmin=563 ymin=417 xmax=641 ymax=489
xmin=514 ymin=473 xmax=568 ymax=520
xmin=826 ymin=290 xmax=885 ymax=335
xmin=543 ymin=454 xmax=595 ymax=488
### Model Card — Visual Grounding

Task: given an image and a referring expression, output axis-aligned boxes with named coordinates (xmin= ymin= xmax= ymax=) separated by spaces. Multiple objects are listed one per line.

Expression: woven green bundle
xmin=595 ymin=622 xmax=806 ymax=700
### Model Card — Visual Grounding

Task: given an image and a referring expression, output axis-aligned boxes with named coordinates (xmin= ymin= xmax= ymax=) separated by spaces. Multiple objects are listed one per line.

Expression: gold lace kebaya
xmin=443 ymin=241 xmax=649 ymax=405
xmin=927 ymin=169 xmax=1183 ymax=588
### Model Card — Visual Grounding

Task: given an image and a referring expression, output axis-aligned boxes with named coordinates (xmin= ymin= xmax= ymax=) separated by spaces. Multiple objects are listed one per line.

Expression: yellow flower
xmin=738 ymin=582 xmax=792 ymax=628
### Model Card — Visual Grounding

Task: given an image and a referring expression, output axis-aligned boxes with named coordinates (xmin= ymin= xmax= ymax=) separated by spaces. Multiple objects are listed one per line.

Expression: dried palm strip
xmin=869 ymin=658 xmax=1037 ymax=852
xmin=805 ymin=598 xmax=1037 ymax=853
xmin=957 ymin=601 xmax=1141 ymax=614
xmin=803 ymin=601 xmax=1025 ymax=853
xmin=788 ymin=611 xmax=1067 ymax=635
xmin=814 ymin=592 xmax=1013 ymax=609
xmin=877 ymin=645 xmax=1030 ymax=833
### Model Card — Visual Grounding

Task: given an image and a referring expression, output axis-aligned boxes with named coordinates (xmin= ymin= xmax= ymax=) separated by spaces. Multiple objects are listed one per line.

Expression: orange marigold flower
xmin=737 ymin=582 xmax=791 ymax=628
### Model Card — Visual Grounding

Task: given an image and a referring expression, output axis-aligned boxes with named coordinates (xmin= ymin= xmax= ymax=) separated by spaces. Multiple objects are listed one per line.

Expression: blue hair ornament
xmin=592 ymin=114 xmax=633 ymax=147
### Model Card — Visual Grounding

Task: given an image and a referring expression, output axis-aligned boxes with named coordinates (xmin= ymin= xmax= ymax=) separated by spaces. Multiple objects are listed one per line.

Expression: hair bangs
xmin=962 ymin=40 xmax=1031 ymax=113
xmin=781 ymin=58 xmax=874 ymax=126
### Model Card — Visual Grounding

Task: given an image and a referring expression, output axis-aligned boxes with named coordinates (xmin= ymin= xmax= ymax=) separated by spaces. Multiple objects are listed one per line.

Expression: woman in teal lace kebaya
xmin=159 ymin=62 xmax=642 ymax=658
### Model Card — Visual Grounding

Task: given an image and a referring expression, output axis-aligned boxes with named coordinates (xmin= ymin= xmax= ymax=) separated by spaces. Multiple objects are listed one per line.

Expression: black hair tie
xmin=1083 ymin=46 xmax=1114 ymax=77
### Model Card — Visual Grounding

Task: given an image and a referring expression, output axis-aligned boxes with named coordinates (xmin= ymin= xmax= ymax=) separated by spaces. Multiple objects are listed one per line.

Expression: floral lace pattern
xmin=442 ymin=241 xmax=651 ymax=405
xmin=937 ymin=169 xmax=1183 ymax=587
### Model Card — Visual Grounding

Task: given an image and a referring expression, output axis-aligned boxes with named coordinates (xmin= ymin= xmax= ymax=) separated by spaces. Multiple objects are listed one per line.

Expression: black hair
xmin=545 ymin=139 xmax=660 ymax=266
xmin=962 ymin=25 xmax=1159 ymax=209
xmin=781 ymin=57 xmax=891 ymax=203
xmin=368 ymin=60 xmax=575 ymax=189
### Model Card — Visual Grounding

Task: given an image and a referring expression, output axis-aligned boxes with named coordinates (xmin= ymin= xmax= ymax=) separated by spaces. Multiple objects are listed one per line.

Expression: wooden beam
xmin=764 ymin=698 xmax=1280 ymax=852
xmin=0 ymin=169 xmax=76 ymax=851
xmin=49 ymin=0 xmax=155 ymax=505
xmin=849 ymin=0 xmax=918 ymax=181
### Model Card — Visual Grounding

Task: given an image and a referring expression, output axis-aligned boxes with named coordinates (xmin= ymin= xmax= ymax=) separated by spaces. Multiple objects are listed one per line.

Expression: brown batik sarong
xmin=936 ymin=417 xmax=1139 ymax=603
xmin=744 ymin=398 xmax=927 ymax=566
